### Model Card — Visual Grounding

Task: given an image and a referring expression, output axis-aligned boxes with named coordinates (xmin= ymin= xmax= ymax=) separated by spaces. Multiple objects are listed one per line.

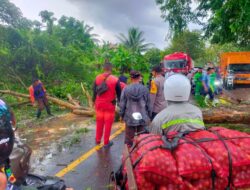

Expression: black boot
xmin=45 ymin=106 xmax=53 ymax=116
xmin=36 ymin=110 xmax=42 ymax=119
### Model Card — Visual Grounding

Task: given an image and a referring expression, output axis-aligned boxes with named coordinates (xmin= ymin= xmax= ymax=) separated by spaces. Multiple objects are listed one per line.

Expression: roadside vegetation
xmin=0 ymin=0 xmax=249 ymax=124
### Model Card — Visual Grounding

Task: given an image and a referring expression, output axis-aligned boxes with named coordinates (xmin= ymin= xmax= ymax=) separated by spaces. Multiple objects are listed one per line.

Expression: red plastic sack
xmin=122 ymin=129 xmax=250 ymax=189
xmin=191 ymin=177 xmax=228 ymax=190
xmin=173 ymin=138 xmax=212 ymax=180
xmin=211 ymin=127 xmax=250 ymax=156
xmin=134 ymin=172 xmax=155 ymax=190
xmin=233 ymin=165 xmax=250 ymax=188
xmin=157 ymin=180 xmax=196 ymax=190
xmin=210 ymin=127 xmax=250 ymax=188
xmin=187 ymin=130 xmax=250 ymax=178
xmin=131 ymin=134 xmax=183 ymax=186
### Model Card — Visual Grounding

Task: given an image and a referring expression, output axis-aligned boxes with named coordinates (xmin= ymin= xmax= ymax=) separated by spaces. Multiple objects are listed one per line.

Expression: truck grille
xmin=235 ymin=77 xmax=250 ymax=81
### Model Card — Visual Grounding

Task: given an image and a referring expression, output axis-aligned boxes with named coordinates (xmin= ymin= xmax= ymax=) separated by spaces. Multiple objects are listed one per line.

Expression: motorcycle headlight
xmin=214 ymin=80 xmax=220 ymax=86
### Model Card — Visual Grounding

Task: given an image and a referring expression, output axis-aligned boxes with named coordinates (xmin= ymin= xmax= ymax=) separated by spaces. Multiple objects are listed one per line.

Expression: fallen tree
xmin=0 ymin=90 xmax=92 ymax=112
xmin=1 ymin=89 xmax=250 ymax=124
xmin=67 ymin=94 xmax=81 ymax=107
xmin=81 ymin=82 xmax=93 ymax=108
xmin=202 ymin=107 xmax=250 ymax=124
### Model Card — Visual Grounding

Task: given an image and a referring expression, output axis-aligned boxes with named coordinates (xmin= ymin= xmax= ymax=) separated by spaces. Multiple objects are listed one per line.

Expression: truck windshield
xmin=228 ymin=64 xmax=250 ymax=73
xmin=164 ymin=59 xmax=186 ymax=69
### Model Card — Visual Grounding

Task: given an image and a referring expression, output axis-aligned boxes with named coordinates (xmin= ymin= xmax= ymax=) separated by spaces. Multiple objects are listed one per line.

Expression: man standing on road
xmin=93 ymin=62 xmax=121 ymax=148
xmin=30 ymin=79 xmax=52 ymax=119
xmin=193 ymin=67 xmax=203 ymax=96
xmin=119 ymin=71 xmax=151 ymax=146
xmin=202 ymin=67 xmax=217 ymax=105
xmin=150 ymin=66 xmax=167 ymax=120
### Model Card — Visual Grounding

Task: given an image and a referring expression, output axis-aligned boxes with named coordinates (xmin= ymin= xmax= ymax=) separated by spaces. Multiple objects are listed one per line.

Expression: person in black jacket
xmin=119 ymin=71 xmax=151 ymax=146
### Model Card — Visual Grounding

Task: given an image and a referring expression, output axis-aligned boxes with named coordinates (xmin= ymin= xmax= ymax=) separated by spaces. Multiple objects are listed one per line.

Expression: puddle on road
xmin=16 ymin=113 xmax=94 ymax=173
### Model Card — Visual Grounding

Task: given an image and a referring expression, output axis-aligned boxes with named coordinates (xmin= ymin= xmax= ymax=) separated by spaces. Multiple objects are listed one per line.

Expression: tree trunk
xmin=1 ymin=90 xmax=250 ymax=124
xmin=72 ymin=109 xmax=94 ymax=116
xmin=81 ymin=82 xmax=93 ymax=108
xmin=203 ymin=108 xmax=250 ymax=124
xmin=9 ymin=101 xmax=31 ymax=107
xmin=0 ymin=90 xmax=92 ymax=112
xmin=67 ymin=94 xmax=81 ymax=107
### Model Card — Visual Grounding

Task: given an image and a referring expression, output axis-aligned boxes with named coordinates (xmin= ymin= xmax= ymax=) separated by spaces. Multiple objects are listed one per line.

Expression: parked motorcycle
xmin=224 ymin=70 xmax=235 ymax=90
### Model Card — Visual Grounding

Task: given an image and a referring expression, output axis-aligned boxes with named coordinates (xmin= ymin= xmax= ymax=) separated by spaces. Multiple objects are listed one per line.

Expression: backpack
xmin=95 ymin=74 xmax=110 ymax=95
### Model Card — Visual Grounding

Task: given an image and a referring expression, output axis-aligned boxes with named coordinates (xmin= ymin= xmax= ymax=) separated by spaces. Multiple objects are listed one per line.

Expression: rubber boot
xmin=45 ymin=106 xmax=53 ymax=116
xmin=36 ymin=110 xmax=42 ymax=119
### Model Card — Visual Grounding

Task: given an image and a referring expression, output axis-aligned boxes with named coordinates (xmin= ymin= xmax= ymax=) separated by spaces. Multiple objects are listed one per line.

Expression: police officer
xmin=150 ymin=65 xmax=167 ymax=120
xmin=150 ymin=74 xmax=205 ymax=135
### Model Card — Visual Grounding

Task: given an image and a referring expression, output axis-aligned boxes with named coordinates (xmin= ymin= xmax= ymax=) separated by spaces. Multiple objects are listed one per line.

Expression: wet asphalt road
xmin=34 ymin=123 xmax=125 ymax=190
xmin=28 ymin=87 xmax=250 ymax=190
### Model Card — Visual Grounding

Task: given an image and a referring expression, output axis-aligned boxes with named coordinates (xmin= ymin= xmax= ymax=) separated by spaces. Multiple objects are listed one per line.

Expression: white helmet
xmin=164 ymin=74 xmax=191 ymax=102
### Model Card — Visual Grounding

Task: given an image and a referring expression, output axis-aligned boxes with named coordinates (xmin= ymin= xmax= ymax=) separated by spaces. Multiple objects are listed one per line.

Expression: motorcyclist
xmin=0 ymin=99 xmax=16 ymax=187
xmin=150 ymin=74 xmax=205 ymax=135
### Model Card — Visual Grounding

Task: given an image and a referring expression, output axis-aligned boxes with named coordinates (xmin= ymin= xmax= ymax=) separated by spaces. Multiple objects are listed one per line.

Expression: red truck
xmin=162 ymin=52 xmax=193 ymax=75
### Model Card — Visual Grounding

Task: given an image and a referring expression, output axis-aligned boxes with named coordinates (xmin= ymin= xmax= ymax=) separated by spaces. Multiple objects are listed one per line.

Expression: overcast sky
xmin=9 ymin=0 xmax=184 ymax=49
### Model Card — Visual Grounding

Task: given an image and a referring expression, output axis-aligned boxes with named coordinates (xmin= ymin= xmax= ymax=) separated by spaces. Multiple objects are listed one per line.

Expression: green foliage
xmin=0 ymin=0 xmax=22 ymax=27
xmin=160 ymin=30 xmax=206 ymax=67
xmin=202 ymin=43 xmax=248 ymax=66
xmin=1 ymin=0 xmax=248 ymax=110
xmin=75 ymin=127 xmax=89 ymax=134
xmin=110 ymin=45 xmax=149 ymax=72
xmin=62 ymin=127 xmax=90 ymax=147
xmin=170 ymin=30 xmax=205 ymax=61
xmin=198 ymin=0 xmax=250 ymax=46
xmin=155 ymin=0 xmax=195 ymax=36
xmin=63 ymin=134 xmax=81 ymax=147
xmin=117 ymin=27 xmax=153 ymax=53
xmin=156 ymin=0 xmax=250 ymax=46
xmin=144 ymin=48 xmax=162 ymax=68
xmin=39 ymin=10 xmax=56 ymax=35
xmin=48 ymin=79 xmax=82 ymax=100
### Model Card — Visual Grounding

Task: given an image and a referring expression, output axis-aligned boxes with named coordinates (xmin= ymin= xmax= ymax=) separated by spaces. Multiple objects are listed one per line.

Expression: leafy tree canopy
xmin=156 ymin=0 xmax=250 ymax=46
xmin=117 ymin=27 xmax=153 ymax=53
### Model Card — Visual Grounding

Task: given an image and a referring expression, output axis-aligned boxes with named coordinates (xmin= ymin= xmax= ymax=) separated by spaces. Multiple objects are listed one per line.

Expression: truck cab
xmin=162 ymin=52 xmax=193 ymax=75
xmin=220 ymin=52 xmax=250 ymax=89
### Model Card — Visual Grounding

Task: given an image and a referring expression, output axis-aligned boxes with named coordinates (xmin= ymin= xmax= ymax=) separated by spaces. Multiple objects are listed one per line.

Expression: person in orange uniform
xmin=93 ymin=62 xmax=121 ymax=148
xmin=29 ymin=79 xmax=52 ymax=118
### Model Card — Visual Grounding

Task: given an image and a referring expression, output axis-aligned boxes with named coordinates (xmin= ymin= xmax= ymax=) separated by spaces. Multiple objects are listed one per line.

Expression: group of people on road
xmin=93 ymin=62 xmax=205 ymax=147
xmin=0 ymin=61 xmax=206 ymax=188
xmin=192 ymin=65 xmax=222 ymax=106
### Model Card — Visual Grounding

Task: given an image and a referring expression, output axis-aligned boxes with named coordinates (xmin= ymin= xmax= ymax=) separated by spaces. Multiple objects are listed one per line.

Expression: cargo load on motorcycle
xmin=113 ymin=127 xmax=250 ymax=190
